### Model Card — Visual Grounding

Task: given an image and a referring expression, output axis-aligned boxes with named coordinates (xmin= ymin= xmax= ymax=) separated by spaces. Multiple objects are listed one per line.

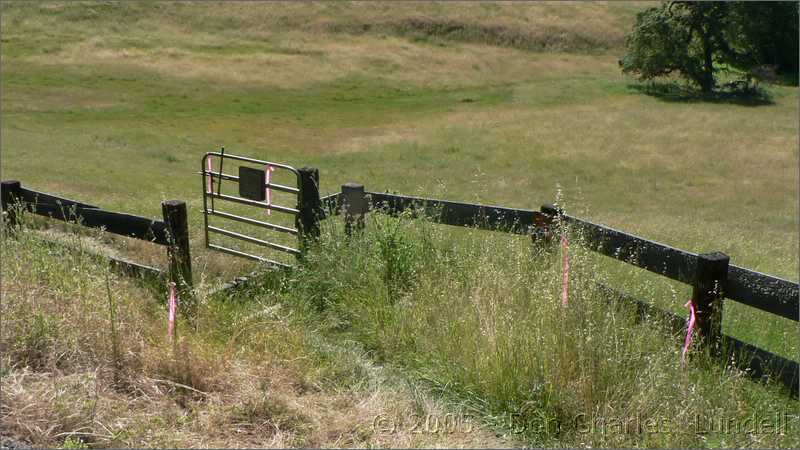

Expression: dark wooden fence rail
xmin=726 ymin=264 xmax=799 ymax=319
xmin=328 ymin=184 xmax=798 ymax=395
xmin=562 ymin=214 xmax=699 ymax=284
xmin=320 ymin=192 xmax=341 ymax=219
xmin=366 ymin=191 xmax=549 ymax=234
xmin=18 ymin=188 xmax=99 ymax=210
xmin=23 ymin=201 xmax=171 ymax=245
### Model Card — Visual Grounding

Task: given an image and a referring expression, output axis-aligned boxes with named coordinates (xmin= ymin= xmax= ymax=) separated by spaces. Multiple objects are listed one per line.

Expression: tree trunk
xmin=701 ymin=30 xmax=714 ymax=93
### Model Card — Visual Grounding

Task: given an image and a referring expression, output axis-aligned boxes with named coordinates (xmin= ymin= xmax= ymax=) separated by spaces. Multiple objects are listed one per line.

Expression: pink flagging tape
xmin=167 ymin=282 xmax=177 ymax=340
xmin=206 ymin=156 xmax=213 ymax=194
xmin=265 ymin=165 xmax=276 ymax=215
xmin=561 ymin=233 xmax=570 ymax=307
xmin=681 ymin=299 xmax=696 ymax=367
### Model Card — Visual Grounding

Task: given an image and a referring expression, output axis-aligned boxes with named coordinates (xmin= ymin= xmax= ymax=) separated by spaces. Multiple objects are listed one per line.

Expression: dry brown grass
xmin=163 ymin=1 xmax=652 ymax=51
xmin=2 ymin=357 xmax=511 ymax=448
xmin=6 ymin=1 xmax=649 ymax=47
xmin=19 ymin=30 xmax=621 ymax=90
xmin=6 ymin=1 xmax=648 ymax=90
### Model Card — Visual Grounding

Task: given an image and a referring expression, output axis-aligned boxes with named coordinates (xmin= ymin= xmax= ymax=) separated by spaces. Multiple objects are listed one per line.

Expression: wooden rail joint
xmin=532 ymin=203 xmax=562 ymax=244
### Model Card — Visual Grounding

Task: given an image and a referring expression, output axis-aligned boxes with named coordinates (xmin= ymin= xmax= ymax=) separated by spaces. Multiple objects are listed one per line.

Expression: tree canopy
xmin=620 ymin=1 xmax=799 ymax=93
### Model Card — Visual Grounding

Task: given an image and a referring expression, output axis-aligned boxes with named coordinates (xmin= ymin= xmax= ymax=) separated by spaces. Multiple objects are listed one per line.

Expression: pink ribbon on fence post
xmin=206 ymin=156 xmax=214 ymax=194
xmin=167 ymin=282 xmax=177 ymax=341
xmin=561 ymin=233 xmax=570 ymax=307
xmin=265 ymin=165 xmax=275 ymax=215
xmin=681 ymin=299 xmax=696 ymax=367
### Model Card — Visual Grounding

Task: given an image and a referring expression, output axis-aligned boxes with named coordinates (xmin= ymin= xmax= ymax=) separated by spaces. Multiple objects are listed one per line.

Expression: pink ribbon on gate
xmin=681 ymin=299 xmax=696 ymax=367
xmin=561 ymin=233 xmax=569 ymax=307
xmin=265 ymin=165 xmax=275 ymax=215
xmin=167 ymin=282 xmax=177 ymax=340
xmin=206 ymin=156 xmax=213 ymax=194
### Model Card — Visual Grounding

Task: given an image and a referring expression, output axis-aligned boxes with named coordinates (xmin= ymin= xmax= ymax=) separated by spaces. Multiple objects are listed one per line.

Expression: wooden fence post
xmin=341 ymin=182 xmax=366 ymax=236
xmin=297 ymin=167 xmax=322 ymax=244
xmin=1 ymin=180 xmax=22 ymax=229
xmin=162 ymin=200 xmax=194 ymax=320
xmin=692 ymin=251 xmax=729 ymax=352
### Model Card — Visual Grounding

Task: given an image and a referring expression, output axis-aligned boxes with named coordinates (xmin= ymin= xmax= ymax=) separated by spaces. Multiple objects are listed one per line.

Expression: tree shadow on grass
xmin=629 ymin=81 xmax=774 ymax=106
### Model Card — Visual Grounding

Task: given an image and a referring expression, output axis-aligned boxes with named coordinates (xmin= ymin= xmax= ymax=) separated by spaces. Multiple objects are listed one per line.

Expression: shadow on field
xmin=630 ymin=82 xmax=775 ymax=106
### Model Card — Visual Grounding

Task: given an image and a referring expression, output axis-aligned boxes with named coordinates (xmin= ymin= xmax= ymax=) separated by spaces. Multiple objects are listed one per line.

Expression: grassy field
xmin=2 ymin=2 xmax=798 ymax=448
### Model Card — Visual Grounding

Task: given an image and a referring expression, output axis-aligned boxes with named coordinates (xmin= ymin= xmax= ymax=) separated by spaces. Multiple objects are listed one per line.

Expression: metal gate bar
xmin=207 ymin=225 xmax=300 ymax=255
xmin=206 ymin=171 xmax=299 ymax=194
xmin=201 ymin=151 xmax=301 ymax=265
xmin=208 ymin=243 xmax=291 ymax=268
xmin=206 ymin=191 xmax=300 ymax=215
xmin=205 ymin=209 xmax=298 ymax=235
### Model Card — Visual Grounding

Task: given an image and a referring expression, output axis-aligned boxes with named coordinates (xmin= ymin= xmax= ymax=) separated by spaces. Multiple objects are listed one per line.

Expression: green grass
xmin=1 ymin=2 xmax=798 ymax=447
xmin=258 ymin=212 xmax=800 ymax=448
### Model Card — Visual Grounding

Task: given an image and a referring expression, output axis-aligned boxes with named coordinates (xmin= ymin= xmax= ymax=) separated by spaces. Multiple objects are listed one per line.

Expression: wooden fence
xmin=1 ymin=180 xmax=193 ymax=299
xmin=326 ymin=182 xmax=799 ymax=396
xmin=2 ymin=176 xmax=797 ymax=396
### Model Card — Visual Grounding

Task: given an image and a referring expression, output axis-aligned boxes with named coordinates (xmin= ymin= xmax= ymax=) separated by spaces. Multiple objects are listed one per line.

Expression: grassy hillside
xmin=1 ymin=2 xmax=798 ymax=448
xmin=2 ymin=0 xmax=797 ymax=358
xmin=2 ymin=2 xmax=795 ymax=268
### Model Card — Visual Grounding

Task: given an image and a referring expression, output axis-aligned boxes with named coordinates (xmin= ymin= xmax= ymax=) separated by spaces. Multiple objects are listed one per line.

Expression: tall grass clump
xmin=1 ymin=221 xmax=153 ymax=375
xmin=289 ymin=207 xmax=799 ymax=448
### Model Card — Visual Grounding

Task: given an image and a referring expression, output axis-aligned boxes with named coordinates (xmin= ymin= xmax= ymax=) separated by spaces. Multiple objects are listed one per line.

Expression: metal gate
xmin=201 ymin=150 xmax=301 ymax=269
